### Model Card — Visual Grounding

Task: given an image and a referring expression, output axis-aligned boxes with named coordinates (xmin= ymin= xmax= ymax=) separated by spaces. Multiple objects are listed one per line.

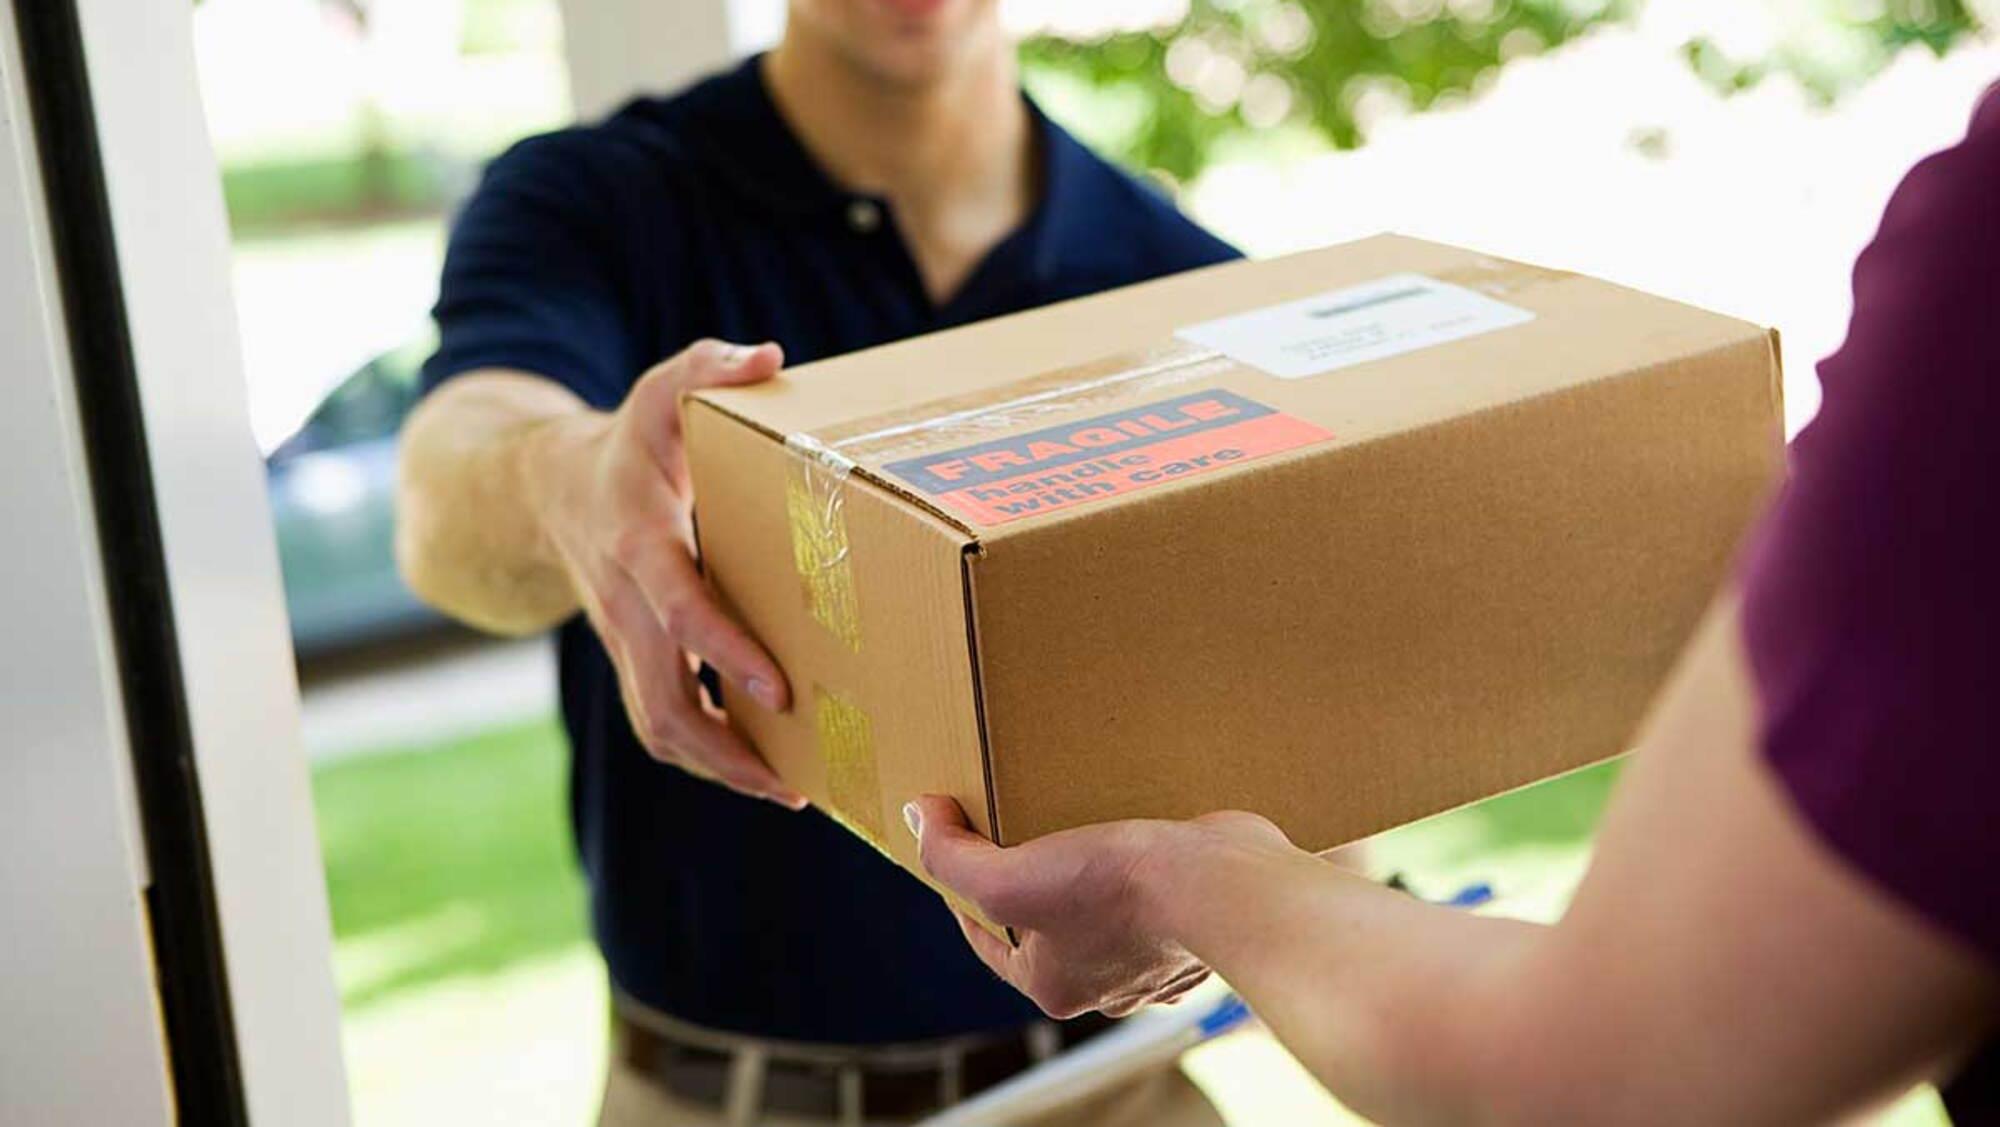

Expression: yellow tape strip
xmin=814 ymin=686 xmax=884 ymax=846
xmin=785 ymin=457 xmax=863 ymax=652
xmin=812 ymin=687 xmax=1004 ymax=939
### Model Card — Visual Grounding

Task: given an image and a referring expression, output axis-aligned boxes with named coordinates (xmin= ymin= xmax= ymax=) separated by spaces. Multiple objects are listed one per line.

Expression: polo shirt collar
xmin=1020 ymin=99 xmax=1115 ymax=285
xmin=686 ymin=55 xmax=1102 ymax=286
xmin=668 ymin=55 xmax=852 ymax=220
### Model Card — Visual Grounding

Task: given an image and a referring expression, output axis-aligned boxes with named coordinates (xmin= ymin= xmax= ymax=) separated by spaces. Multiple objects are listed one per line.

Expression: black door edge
xmin=11 ymin=3 xmax=250 ymax=1123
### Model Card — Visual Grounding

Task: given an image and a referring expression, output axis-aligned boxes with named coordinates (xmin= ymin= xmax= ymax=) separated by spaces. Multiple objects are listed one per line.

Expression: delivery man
xmin=909 ymin=84 xmax=2000 ymax=1125
xmin=395 ymin=1 xmax=1236 ymax=1123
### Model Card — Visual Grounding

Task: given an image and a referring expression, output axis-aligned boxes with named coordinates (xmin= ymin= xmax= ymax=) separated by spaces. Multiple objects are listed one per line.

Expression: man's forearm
xmin=396 ymin=370 xmax=599 ymax=634
xmin=1139 ymin=828 xmax=1540 ymax=1125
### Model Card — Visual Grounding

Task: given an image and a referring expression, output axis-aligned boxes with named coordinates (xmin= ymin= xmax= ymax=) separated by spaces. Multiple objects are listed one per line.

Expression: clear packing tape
xmin=778 ymin=337 xmax=1237 ymax=652
xmin=782 ymin=436 xmax=863 ymax=653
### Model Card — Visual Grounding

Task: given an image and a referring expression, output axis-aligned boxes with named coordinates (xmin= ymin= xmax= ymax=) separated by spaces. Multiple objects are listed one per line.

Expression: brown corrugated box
xmin=684 ymin=234 xmax=1783 ymax=913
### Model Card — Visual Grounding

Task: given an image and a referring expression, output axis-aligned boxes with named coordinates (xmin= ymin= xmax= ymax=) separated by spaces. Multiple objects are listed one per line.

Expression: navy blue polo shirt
xmin=422 ymin=55 xmax=1238 ymax=1044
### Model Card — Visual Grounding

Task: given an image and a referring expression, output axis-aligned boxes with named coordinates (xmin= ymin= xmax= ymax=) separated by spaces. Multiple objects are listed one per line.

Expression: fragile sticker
xmin=1175 ymin=272 xmax=1534 ymax=379
xmin=882 ymin=390 xmax=1331 ymax=527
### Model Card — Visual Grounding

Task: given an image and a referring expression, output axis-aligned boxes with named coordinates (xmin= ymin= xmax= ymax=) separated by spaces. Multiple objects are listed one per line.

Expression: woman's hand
xmin=904 ymin=795 xmax=1296 ymax=1018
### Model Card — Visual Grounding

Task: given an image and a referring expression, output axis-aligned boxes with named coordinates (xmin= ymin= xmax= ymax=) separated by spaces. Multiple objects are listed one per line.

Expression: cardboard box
xmin=685 ymin=234 xmax=1782 ymax=906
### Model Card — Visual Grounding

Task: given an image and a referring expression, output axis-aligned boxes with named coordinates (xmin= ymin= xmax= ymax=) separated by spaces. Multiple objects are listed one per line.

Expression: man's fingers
xmin=660 ymin=668 xmax=802 ymax=807
xmin=663 ymin=691 xmax=806 ymax=809
xmin=952 ymin=909 xmax=1019 ymax=981
xmin=615 ymin=536 xmax=789 ymax=712
xmin=579 ymin=572 xmax=661 ymax=764
xmin=667 ymin=663 xmax=808 ymax=809
xmin=600 ymin=575 xmax=803 ymax=808
xmin=1195 ymin=808 xmax=1292 ymax=850
xmin=626 ymin=339 xmax=783 ymax=475
xmin=671 ymin=338 xmax=783 ymax=392
xmin=909 ymin=795 xmax=1030 ymax=922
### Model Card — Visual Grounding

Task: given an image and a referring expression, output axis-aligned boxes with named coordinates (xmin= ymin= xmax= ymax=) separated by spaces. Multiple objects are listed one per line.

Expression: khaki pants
xmin=597 ymin=1029 xmax=1223 ymax=1127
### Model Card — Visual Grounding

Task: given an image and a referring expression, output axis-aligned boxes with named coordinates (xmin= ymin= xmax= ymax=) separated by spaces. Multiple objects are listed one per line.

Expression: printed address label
xmin=883 ymin=390 xmax=1332 ymax=527
xmin=1175 ymin=272 xmax=1534 ymax=380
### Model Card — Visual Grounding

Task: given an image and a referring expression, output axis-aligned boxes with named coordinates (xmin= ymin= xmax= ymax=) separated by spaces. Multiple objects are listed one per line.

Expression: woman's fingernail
xmin=903 ymin=802 xmax=923 ymax=840
xmin=722 ymin=343 xmax=753 ymax=366
xmin=747 ymin=677 xmax=779 ymax=709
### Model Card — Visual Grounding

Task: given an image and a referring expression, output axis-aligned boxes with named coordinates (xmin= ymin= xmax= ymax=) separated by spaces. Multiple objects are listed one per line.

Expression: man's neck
xmin=762 ymin=32 xmax=1031 ymax=217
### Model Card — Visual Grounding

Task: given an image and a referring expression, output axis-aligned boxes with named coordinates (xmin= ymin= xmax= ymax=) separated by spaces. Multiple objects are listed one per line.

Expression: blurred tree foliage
xmin=1683 ymin=0 xmax=1988 ymax=100
xmin=1021 ymin=0 xmax=1990 ymax=181
xmin=1022 ymin=0 xmax=1638 ymax=180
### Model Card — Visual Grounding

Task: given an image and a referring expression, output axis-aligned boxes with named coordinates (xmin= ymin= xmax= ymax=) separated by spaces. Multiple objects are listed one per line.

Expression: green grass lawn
xmin=312 ymin=719 xmax=1944 ymax=1126
xmin=314 ymin=718 xmax=587 ymax=1008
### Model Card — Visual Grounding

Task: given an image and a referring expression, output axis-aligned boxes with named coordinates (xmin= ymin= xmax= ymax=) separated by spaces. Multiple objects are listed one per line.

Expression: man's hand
xmin=522 ymin=339 xmax=805 ymax=808
xmin=904 ymin=795 xmax=1295 ymax=1018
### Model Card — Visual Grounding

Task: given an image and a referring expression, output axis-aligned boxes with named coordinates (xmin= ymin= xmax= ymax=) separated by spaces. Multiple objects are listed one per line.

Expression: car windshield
xmin=277 ymin=336 xmax=429 ymax=459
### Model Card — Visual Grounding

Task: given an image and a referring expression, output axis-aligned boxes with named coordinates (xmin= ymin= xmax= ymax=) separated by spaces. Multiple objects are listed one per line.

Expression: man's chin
xmin=856 ymin=32 xmax=988 ymax=87
xmin=862 ymin=46 xmax=963 ymax=87
xmin=799 ymin=0 xmax=997 ymax=88
xmin=876 ymin=0 xmax=954 ymax=17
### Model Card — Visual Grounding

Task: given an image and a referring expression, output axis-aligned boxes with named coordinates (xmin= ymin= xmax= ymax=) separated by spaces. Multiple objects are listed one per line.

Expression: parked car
xmin=266 ymin=337 xmax=443 ymax=657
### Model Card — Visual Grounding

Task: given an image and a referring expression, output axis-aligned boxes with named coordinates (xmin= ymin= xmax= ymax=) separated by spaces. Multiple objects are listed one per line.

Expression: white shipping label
xmin=1175 ymin=272 xmax=1535 ymax=380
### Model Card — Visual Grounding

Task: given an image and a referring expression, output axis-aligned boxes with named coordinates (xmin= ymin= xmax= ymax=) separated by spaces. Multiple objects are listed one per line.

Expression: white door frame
xmin=0 ymin=2 xmax=175 ymax=1120
xmin=2 ymin=0 xmax=347 ymax=1122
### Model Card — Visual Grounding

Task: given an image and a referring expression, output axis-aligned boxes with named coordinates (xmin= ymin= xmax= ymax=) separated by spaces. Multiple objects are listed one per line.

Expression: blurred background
xmin=194 ymin=1 xmax=1997 ymax=1122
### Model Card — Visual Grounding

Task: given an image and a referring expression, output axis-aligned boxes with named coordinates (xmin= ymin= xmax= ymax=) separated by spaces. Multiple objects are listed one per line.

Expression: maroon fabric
xmin=1738 ymin=85 xmax=2000 ymax=1121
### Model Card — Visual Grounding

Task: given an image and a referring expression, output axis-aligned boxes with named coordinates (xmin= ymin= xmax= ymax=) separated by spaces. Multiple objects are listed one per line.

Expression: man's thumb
xmin=682 ymin=339 xmax=783 ymax=389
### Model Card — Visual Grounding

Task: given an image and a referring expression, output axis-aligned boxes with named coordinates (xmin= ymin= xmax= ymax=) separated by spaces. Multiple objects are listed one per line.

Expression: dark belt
xmin=614 ymin=1010 xmax=1115 ymax=1121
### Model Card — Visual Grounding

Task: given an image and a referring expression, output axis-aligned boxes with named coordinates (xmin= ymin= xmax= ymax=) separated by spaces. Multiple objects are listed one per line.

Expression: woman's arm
xmin=911 ymin=599 xmax=1998 ymax=1124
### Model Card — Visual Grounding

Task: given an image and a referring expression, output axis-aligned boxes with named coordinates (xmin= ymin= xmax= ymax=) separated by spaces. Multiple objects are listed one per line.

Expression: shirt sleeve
xmin=422 ymin=129 xmax=645 ymax=410
xmin=1737 ymin=92 xmax=2000 ymax=965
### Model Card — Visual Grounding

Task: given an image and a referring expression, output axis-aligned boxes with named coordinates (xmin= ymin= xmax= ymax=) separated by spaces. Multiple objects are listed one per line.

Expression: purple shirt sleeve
xmin=1739 ymin=84 xmax=2000 ymax=969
